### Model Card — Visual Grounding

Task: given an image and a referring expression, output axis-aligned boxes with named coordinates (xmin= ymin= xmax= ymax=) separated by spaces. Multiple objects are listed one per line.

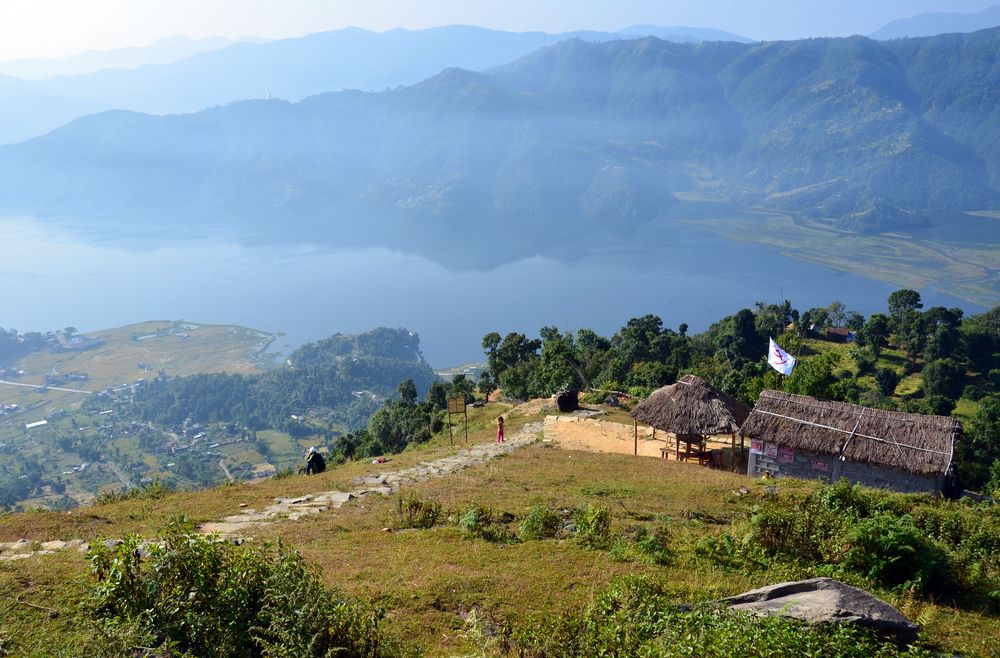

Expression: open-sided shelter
xmin=631 ymin=375 xmax=751 ymax=464
xmin=740 ymin=390 xmax=961 ymax=494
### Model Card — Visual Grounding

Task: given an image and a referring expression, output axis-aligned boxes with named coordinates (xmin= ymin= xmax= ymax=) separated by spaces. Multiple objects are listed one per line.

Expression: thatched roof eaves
xmin=630 ymin=375 xmax=750 ymax=436
xmin=740 ymin=390 xmax=961 ymax=477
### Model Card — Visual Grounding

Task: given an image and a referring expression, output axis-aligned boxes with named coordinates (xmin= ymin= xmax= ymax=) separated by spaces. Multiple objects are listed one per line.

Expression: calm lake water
xmin=1 ymin=217 xmax=981 ymax=366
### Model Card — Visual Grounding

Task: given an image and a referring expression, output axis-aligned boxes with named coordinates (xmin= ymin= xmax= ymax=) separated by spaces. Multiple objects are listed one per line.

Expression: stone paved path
xmin=200 ymin=420 xmax=542 ymax=536
xmin=0 ymin=420 xmax=543 ymax=561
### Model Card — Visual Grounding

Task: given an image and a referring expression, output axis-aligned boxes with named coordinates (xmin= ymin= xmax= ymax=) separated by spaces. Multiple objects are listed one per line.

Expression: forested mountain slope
xmin=0 ymin=30 xmax=997 ymax=258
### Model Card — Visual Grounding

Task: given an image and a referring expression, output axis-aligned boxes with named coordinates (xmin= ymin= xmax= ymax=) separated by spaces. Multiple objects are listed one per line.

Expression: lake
xmin=0 ymin=216 xmax=981 ymax=366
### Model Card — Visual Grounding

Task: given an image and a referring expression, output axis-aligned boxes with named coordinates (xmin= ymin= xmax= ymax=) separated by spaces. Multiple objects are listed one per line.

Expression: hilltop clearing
xmin=0 ymin=401 xmax=996 ymax=656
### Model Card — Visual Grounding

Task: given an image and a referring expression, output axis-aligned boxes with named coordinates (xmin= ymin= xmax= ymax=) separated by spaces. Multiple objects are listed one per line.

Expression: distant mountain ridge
xmin=0 ymin=30 xmax=996 ymax=263
xmin=871 ymin=5 xmax=1000 ymax=40
xmin=0 ymin=24 xmax=749 ymax=145
xmin=0 ymin=36 xmax=236 ymax=80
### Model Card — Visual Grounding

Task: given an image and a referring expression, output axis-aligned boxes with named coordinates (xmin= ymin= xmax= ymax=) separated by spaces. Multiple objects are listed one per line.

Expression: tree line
xmin=474 ymin=290 xmax=999 ymax=492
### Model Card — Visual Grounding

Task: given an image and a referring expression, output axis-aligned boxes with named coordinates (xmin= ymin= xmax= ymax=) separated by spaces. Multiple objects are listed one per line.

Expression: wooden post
xmin=731 ymin=433 xmax=736 ymax=471
xmin=633 ymin=419 xmax=638 ymax=456
xmin=448 ymin=411 xmax=454 ymax=446
xmin=464 ymin=407 xmax=469 ymax=443
xmin=675 ymin=434 xmax=680 ymax=461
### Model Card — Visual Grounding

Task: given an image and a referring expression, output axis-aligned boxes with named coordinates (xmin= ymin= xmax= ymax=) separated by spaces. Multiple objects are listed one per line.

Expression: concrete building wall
xmin=747 ymin=442 xmax=941 ymax=493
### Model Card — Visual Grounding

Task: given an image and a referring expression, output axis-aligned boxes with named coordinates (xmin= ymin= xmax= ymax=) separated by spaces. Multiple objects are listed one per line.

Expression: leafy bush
xmin=630 ymin=525 xmax=674 ymax=566
xmin=87 ymin=517 xmax=400 ymax=657
xmin=394 ymin=493 xmax=443 ymax=529
xmin=730 ymin=480 xmax=1000 ymax=603
xmin=841 ymin=514 xmax=949 ymax=591
xmin=93 ymin=479 xmax=171 ymax=505
xmin=520 ymin=506 xmax=563 ymax=540
xmin=458 ymin=505 xmax=516 ymax=543
xmin=573 ymin=504 xmax=613 ymax=550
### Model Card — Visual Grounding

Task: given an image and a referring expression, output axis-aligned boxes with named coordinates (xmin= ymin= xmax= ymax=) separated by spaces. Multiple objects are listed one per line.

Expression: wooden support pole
xmin=633 ymin=419 xmax=638 ymax=456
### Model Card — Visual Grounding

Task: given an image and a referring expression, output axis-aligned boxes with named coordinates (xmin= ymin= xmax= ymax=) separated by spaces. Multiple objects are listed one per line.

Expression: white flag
xmin=768 ymin=337 xmax=796 ymax=376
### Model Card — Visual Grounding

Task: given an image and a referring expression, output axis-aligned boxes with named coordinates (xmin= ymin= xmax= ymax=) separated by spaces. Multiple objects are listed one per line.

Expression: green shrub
xmin=840 ymin=514 xmax=949 ymax=592
xmin=394 ymin=493 xmax=443 ymax=529
xmin=520 ymin=506 xmax=562 ymax=540
xmin=733 ymin=480 xmax=1000 ymax=604
xmin=93 ymin=479 xmax=171 ymax=505
xmin=632 ymin=525 xmax=674 ymax=566
xmin=573 ymin=504 xmax=612 ymax=550
xmin=458 ymin=505 xmax=516 ymax=543
xmin=87 ymin=517 xmax=400 ymax=657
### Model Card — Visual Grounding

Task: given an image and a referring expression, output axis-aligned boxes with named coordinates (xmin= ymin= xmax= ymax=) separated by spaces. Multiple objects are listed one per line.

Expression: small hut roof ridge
xmin=630 ymin=375 xmax=750 ymax=436
xmin=740 ymin=390 xmax=961 ymax=477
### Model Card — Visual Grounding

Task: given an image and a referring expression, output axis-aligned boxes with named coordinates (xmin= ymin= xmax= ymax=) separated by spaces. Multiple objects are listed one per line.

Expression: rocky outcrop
xmin=721 ymin=577 xmax=919 ymax=644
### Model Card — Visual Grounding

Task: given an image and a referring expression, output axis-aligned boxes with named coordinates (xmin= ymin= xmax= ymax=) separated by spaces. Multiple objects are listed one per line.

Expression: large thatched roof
xmin=631 ymin=375 xmax=750 ymax=436
xmin=740 ymin=390 xmax=961 ymax=477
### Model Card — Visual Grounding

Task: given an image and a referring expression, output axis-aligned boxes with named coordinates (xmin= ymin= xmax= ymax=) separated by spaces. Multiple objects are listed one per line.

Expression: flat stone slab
xmin=721 ymin=577 xmax=918 ymax=644
xmin=275 ymin=495 xmax=313 ymax=504
xmin=201 ymin=521 xmax=266 ymax=535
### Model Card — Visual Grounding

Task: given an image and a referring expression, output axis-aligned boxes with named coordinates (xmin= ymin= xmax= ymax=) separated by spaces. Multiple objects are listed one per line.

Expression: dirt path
xmin=0 ymin=420 xmax=544 ymax=560
xmin=200 ymin=420 xmax=543 ymax=536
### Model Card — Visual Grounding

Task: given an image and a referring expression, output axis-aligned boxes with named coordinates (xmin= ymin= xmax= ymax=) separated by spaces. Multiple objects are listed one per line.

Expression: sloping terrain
xmin=0 ymin=31 xmax=996 ymax=256
xmin=0 ymin=402 xmax=996 ymax=656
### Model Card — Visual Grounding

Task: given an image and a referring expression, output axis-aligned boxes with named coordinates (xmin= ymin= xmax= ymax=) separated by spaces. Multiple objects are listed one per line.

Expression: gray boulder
xmin=721 ymin=577 xmax=918 ymax=645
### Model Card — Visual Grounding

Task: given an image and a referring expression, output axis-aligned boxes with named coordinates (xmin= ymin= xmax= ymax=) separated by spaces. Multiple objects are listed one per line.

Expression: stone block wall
xmin=747 ymin=443 xmax=941 ymax=494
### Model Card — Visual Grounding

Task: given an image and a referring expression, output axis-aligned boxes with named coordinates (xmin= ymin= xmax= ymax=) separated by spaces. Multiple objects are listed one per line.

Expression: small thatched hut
xmin=740 ymin=390 xmax=961 ymax=494
xmin=631 ymin=375 xmax=751 ymax=464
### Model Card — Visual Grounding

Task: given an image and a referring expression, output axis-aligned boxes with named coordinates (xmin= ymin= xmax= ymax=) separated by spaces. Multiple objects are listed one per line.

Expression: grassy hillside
xmin=1 ymin=402 xmax=996 ymax=657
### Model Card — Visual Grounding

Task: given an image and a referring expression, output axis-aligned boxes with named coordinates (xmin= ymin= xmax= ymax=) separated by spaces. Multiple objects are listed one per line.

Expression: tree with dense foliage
xmin=857 ymin=313 xmax=891 ymax=358
xmin=922 ymin=359 xmax=965 ymax=400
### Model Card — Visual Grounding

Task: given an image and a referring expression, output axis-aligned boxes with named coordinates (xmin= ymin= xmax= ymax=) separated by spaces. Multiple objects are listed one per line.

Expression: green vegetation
xmin=4 ymin=438 xmax=997 ymax=656
xmin=504 ymin=577 xmax=932 ymax=658
xmin=696 ymin=479 xmax=999 ymax=604
xmin=87 ymin=517 xmax=400 ymax=657
xmin=480 ymin=291 xmax=1000 ymax=493
xmin=127 ymin=327 xmax=436 ymax=435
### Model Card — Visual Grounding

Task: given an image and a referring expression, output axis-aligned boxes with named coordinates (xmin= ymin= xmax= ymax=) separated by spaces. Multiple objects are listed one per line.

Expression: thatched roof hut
xmin=631 ymin=375 xmax=751 ymax=435
xmin=740 ymin=390 xmax=960 ymax=477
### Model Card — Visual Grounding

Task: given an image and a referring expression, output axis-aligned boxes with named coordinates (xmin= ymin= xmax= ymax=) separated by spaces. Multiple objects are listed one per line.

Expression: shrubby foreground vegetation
xmin=1 ymin=416 xmax=999 ymax=656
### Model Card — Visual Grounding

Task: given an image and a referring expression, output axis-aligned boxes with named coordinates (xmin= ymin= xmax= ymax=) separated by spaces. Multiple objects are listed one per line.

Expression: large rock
xmin=721 ymin=577 xmax=918 ymax=644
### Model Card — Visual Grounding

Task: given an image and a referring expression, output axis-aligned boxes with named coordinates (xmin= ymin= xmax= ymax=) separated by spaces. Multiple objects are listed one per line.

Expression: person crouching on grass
xmin=496 ymin=415 xmax=504 ymax=444
xmin=305 ymin=446 xmax=326 ymax=475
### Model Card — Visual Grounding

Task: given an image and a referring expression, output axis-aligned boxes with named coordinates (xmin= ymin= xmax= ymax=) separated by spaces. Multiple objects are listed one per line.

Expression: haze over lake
xmin=2 ymin=217 xmax=979 ymax=366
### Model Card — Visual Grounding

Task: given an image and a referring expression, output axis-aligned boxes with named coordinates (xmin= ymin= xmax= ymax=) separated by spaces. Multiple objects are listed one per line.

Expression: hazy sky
xmin=1 ymin=0 xmax=997 ymax=61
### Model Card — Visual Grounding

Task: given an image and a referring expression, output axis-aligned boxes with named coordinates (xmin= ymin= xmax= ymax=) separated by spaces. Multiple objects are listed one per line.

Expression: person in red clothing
xmin=496 ymin=415 xmax=505 ymax=443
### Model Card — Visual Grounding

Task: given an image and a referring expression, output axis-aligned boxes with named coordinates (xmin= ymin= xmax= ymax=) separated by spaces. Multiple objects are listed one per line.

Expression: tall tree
xmin=888 ymin=289 xmax=923 ymax=332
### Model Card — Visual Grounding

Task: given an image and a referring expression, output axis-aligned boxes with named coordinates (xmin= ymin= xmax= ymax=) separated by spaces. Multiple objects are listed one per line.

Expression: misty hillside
xmin=0 ymin=35 xmax=236 ymax=80
xmin=0 ymin=30 xmax=997 ymax=260
xmin=0 ymin=74 xmax=107 ymax=145
xmin=870 ymin=5 xmax=1000 ymax=40
xmin=21 ymin=25 xmax=749 ymax=120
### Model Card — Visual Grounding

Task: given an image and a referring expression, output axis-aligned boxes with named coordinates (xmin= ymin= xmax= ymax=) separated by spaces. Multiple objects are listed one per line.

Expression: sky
xmin=0 ymin=0 xmax=997 ymax=61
